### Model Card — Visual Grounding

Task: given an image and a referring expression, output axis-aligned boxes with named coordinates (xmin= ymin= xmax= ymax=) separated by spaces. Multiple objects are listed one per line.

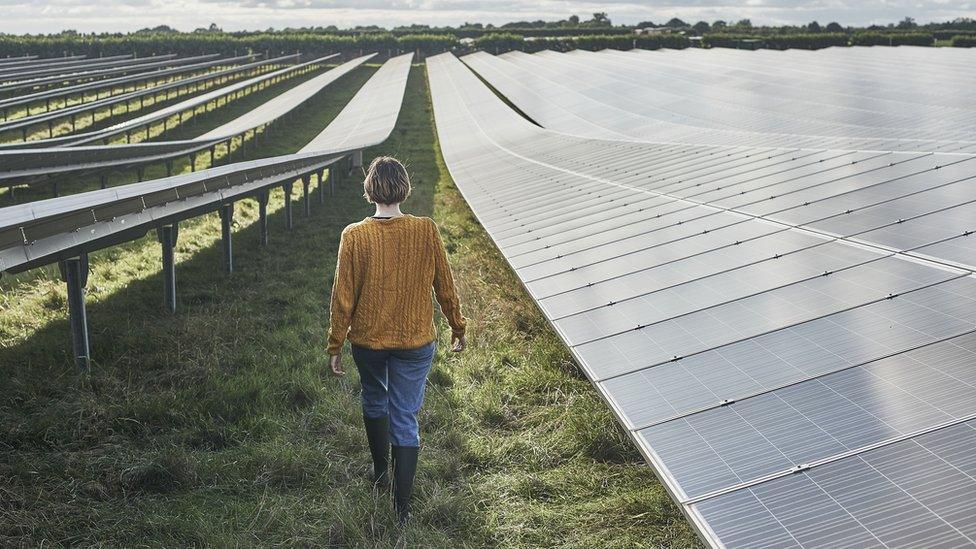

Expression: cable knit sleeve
xmin=429 ymin=219 xmax=466 ymax=336
xmin=327 ymin=226 xmax=359 ymax=355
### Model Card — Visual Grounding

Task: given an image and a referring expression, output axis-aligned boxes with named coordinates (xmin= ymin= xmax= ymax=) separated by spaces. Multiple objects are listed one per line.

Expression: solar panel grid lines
xmin=300 ymin=52 xmax=413 ymax=153
xmin=0 ymin=55 xmax=217 ymax=94
xmin=67 ymin=53 xmax=325 ymax=146
xmin=0 ymin=54 xmax=254 ymax=112
xmin=0 ymin=53 xmax=413 ymax=276
xmin=0 ymin=54 xmax=139 ymax=81
xmin=0 ymin=54 xmax=364 ymax=190
xmin=0 ymin=53 xmax=308 ymax=150
xmin=584 ymin=50 xmax=975 ymax=134
xmin=0 ymin=54 xmax=43 ymax=66
xmin=693 ymin=419 xmax=976 ymax=548
xmin=0 ymin=54 xmax=273 ymax=134
xmin=572 ymin=268 xmax=969 ymax=381
xmin=617 ymin=325 xmax=976 ymax=432
xmin=642 ymin=333 xmax=976 ymax=502
xmin=199 ymin=53 xmax=375 ymax=140
xmin=465 ymin=48 xmax=976 ymax=153
xmin=427 ymin=48 xmax=976 ymax=548
xmin=504 ymin=148 xmax=976 ymax=276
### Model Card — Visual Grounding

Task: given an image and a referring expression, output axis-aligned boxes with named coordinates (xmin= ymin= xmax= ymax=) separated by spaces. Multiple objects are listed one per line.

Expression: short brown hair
xmin=362 ymin=156 xmax=411 ymax=205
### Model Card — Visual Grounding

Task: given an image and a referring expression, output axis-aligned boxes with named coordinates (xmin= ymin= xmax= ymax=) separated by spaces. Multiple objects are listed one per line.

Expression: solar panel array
xmin=0 ymin=54 xmax=365 ymax=186
xmin=427 ymin=49 xmax=976 ymax=548
xmin=463 ymin=47 xmax=976 ymax=153
xmin=0 ymin=53 xmax=413 ymax=274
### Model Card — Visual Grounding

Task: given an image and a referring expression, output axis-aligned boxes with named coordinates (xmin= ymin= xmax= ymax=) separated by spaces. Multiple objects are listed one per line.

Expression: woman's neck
xmin=374 ymin=203 xmax=404 ymax=218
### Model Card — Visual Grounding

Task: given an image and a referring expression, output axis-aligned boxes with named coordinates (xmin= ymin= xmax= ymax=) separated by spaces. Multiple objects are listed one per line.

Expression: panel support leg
xmin=302 ymin=175 xmax=311 ymax=217
xmin=257 ymin=191 xmax=269 ymax=246
xmin=351 ymin=149 xmax=363 ymax=171
xmin=317 ymin=169 xmax=325 ymax=204
xmin=58 ymin=255 xmax=90 ymax=373
xmin=219 ymin=203 xmax=234 ymax=274
xmin=283 ymin=182 xmax=294 ymax=230
xmin=157 ymin=224 xmax=178 ymax=313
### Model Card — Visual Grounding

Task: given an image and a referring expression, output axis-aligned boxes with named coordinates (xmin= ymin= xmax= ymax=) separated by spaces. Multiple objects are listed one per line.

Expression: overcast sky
xmin=1 ymin=1 xmax=973 ymax=34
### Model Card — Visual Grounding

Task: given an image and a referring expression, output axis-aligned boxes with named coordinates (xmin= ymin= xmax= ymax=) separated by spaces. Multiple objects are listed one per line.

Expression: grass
xmin=0 ymin=63 xmax=702 ymax=547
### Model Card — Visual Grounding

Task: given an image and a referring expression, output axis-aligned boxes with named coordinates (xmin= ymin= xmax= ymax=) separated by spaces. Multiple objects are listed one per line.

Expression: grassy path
xmin=0 ymin=64 xmax=702 ymax=547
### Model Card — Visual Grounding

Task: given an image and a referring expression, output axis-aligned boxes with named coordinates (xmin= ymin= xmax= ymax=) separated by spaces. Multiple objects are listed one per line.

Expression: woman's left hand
xmin=329 ymin=353 xmax=345 ymax=376
xmin=451 ymin=333 xmax=466 ymax=353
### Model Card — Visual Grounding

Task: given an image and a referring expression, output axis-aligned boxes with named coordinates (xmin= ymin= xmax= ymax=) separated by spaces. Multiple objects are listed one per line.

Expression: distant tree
xmin=692 ymin=21 xmax=711 ymax=34
xmin=136 ymin=25 xmax=178 ymax=34
xmin=735 ymin=19 xmax=753 ymax=29
xmin=712 ymin=20 xmax=728 ymax=30
xmin=807 ymin=21 xmax=822 ymax=33
xmin=666 ymin=18 xmax=688 ymax=28
xmin=568 ymin=14 xmax=580 ymax=25
xmin=635 ymin=20 xmax=657 ymax=28
xmin=825 ymin=22 xmax=844 ymax=32
xmin=590 ymin=12 xmax=611 ymax=25
xmin=897 ymin=16 xmax=917 ymax=28
xmin=193 ymin=22 xmax=222 ymax=33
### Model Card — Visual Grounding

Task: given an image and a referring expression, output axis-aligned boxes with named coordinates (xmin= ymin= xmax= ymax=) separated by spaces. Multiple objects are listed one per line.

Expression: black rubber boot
xmin=363 ymin=415 xmax=390 ymax=489
xmin=391 ymin=445 xmax=419 ymax=524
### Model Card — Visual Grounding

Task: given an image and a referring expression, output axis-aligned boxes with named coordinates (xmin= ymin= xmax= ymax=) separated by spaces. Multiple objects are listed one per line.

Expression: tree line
xmin=1 ymin=15 xmax=973 ymax=58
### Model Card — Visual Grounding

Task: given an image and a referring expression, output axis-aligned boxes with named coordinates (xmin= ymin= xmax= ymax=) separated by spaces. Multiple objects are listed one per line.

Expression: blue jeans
xmin=351 ymin=340 xmax=436 ymax=447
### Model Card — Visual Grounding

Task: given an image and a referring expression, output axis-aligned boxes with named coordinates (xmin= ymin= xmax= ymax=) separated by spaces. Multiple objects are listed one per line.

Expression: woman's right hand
xmin=329 ymin=353 xmax=346 ymax=376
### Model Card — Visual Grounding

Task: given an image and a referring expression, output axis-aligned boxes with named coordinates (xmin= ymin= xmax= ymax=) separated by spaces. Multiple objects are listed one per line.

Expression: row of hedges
xmin=702 ymin=31 xmax=936 ymax=49
xmin=933 ymin=29 xmax=976 ymax=40
xmin=0 ymin=32 xmax=459 ymax=58
xmin=472 ymin=33 xmax=690 ymax=54
xmin=3 ymin=29 xmax=967 ymax=58
xmin=951 ymin=35 xmax=976 ymax=47
xmin=849 ymin=31 xmax=934 ymax=46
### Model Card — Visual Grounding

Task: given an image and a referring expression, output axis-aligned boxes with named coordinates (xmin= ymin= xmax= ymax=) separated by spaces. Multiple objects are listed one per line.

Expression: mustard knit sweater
xmin=327 ymin=214 xmax=466 ymax=354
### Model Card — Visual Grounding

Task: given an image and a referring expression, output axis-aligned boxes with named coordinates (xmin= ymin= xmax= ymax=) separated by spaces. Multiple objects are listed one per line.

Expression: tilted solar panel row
xmin=427 ymin=51 xmax=976 ymax=548
xmin=462 ymin=48 xmax=976 ymax=153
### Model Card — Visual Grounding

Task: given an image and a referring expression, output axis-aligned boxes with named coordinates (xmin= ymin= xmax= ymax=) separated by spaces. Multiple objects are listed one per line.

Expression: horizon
xmin=1 ymin=1 xmax=974 ymax=36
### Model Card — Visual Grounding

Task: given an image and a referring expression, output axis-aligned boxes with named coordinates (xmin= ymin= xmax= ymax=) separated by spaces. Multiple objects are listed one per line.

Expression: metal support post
xmin=58 ymin=255 xmax=90 ymax=372
xmin=302 ymin=175 xmax=311 ymax=217
xmin=317 ymin=169 xmax=325 ymax=204
xmin=157 ymin=224 xmax=178 ymax=313
xmin=219 ymin=203 xmax=234 ymax=274
xmin=257 ymin=191 xmax=269 ymax=246
xmin=283 ymin=182 xmax=294 ymax=230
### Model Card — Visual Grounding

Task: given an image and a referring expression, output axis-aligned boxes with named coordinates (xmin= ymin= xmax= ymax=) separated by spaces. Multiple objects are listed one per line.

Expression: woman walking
xmin=326 ymin=156 xmax=466 ymax=524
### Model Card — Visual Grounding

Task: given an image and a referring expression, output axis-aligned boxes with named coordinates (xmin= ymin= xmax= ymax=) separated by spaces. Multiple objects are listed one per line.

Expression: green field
xmin=0 ymin=63 xmax=702 ymax=547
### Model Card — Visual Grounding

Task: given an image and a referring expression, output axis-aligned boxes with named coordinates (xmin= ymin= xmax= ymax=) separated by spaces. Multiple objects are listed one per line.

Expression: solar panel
xmin=461 ymin=48 xmax=976 ymax=153
xmin=427 ymin=49 xmax=976 ymax=548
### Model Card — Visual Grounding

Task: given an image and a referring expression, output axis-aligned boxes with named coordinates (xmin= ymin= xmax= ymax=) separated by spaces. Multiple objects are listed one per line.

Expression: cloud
xmin=0 ymin=0 xmax=972 ymax=33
